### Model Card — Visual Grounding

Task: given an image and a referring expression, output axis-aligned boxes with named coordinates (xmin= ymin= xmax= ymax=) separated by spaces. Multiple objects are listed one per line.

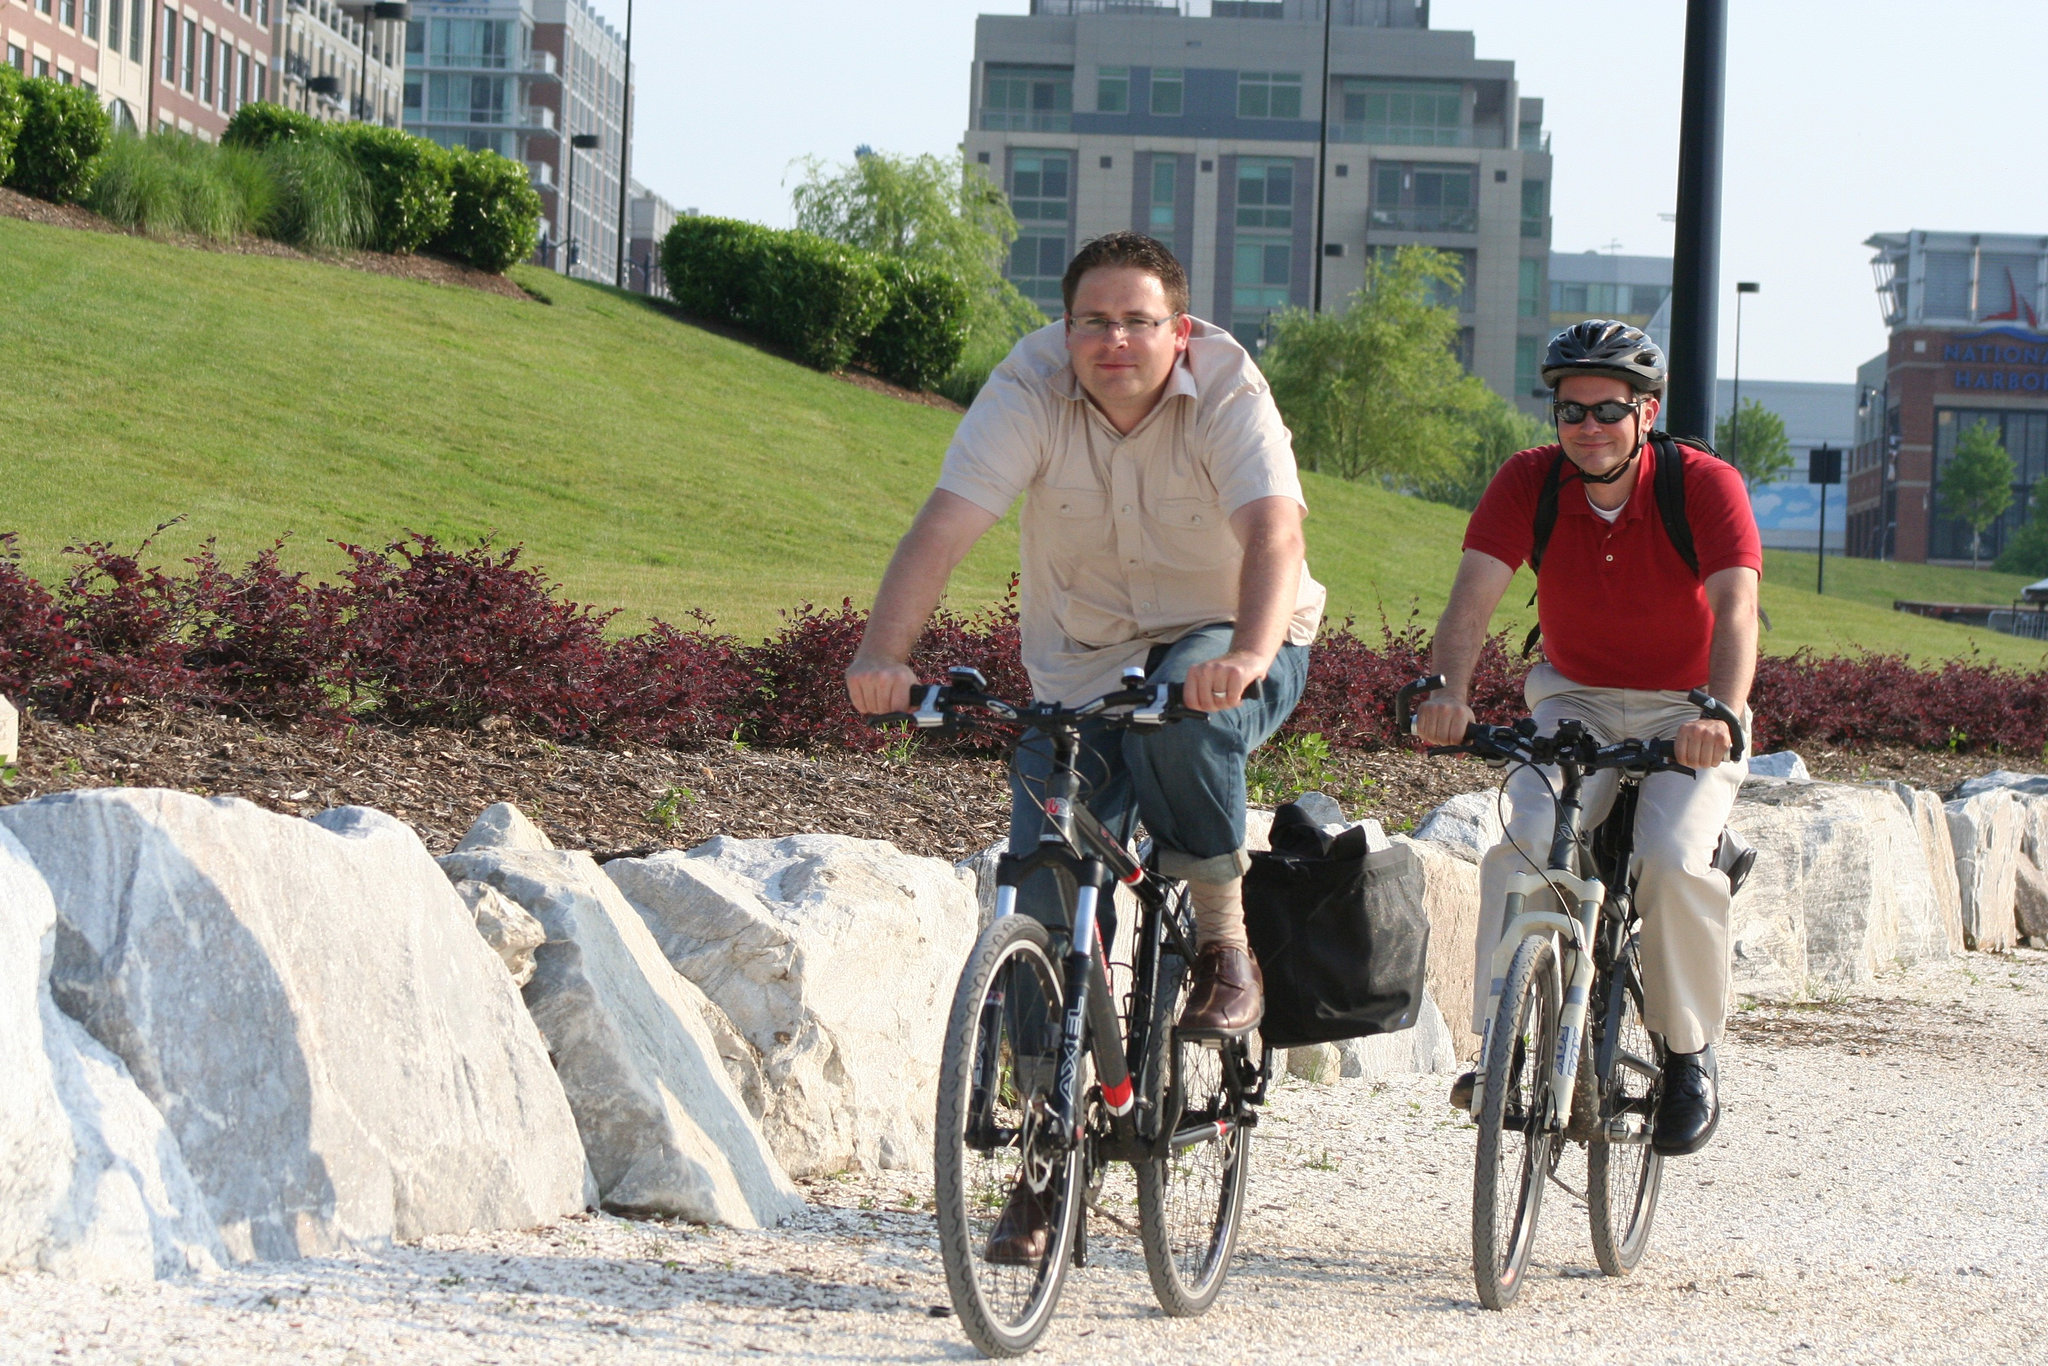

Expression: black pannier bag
xmin=1243 ymin=799 xmax=1432 ymax=1049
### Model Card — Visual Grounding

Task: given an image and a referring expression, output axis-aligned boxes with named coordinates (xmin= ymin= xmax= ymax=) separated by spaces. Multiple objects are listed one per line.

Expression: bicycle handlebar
xmin=864 ymin=667 xmax=1262 ymax=732
xmin=1394 ymin=672 xmax=1747 ymax=772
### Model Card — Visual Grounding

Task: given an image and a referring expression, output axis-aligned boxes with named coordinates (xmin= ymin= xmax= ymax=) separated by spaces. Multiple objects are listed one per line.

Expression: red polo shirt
xmin=1463 ymin=441 xmax=1762 ymax=692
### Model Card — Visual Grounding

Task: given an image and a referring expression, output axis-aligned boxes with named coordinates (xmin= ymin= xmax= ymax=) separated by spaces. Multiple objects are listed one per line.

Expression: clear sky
xmin=601 ymin=0 xmax=2048 ymax=387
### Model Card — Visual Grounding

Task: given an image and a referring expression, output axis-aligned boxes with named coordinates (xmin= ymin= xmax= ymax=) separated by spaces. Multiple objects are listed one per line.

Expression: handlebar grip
xmin=1685 ymin=688 xmax=1748 ymax=762
xmin=1394 ymin=673 xmax=1448 ymax=736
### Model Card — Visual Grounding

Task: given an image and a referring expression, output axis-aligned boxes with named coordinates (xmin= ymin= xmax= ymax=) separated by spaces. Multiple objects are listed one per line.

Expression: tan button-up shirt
xmin=938 ymin=318 xmax=1326 ymax=705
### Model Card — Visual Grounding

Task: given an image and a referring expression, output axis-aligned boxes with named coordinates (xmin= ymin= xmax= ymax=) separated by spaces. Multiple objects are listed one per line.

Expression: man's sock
xmin=1188 ymin=877 xmax=1249 ymax=952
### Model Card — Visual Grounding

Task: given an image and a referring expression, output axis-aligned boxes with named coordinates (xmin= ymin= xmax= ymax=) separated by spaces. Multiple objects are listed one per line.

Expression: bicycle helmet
xmin=1540 ymin=319 xmax=1667 ymax=393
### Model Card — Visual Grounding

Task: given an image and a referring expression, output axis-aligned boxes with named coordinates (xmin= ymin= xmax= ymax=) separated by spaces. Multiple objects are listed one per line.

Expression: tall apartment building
xmin=401 ymin=0 xmax=626 ymax=280
xmin=1546 ymin=250 xmax=1672 ymax=353
xmin=625 ymin=178 xmax=679 ymax=296
xmin=1848 ymin=230 xmax=2048 ymax=564
xmin=3 ymin=0 xmax=161 ymax=133
xmin=967 ymin=0 xmax=1554 ymax=412
xmin=150 ymin=1 xmax=272 ymax=136
xmin=276 ymin=0 xmax=405 ymax=126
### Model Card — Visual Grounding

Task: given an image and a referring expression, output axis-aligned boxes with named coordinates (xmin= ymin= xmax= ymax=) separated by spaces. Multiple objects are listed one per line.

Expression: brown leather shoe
xmin=982 ymin=1179 xmax=1052 ymax=1266
xmin=1176 ymin=944 xmax=1264 ymax=1037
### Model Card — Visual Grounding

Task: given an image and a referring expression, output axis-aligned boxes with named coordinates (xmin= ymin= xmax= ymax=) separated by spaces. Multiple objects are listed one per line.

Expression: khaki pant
xmin=1472 ymin=664 xmax=1749 ymax=1054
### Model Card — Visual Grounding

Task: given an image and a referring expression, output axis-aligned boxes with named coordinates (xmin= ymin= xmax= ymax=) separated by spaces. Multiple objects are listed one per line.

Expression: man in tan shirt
xmin=847 ymin=231 xmax=1323 ymax=1044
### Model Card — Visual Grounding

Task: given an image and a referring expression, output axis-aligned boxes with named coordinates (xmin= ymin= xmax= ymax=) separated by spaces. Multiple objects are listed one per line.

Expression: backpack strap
xmin=1521 ymin=451 xmax=1567 ymax=657
xmin=1651 ymin=433 xmax=1701 ymax=578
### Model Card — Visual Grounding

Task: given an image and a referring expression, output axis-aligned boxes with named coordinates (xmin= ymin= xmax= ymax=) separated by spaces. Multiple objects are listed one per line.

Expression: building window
xmin=1007 ymin=151 xmax=1070 ymax=309
xmin=1519 ymin=258 xmax=1542 ymax=319
xmin=4 ymin=46 xmax=21 ymax=74
xmin=161 ymin=9 xmax=176 ymax=83
xmin=1339 ymin=79 xmax=1462 ymax=145
xmin=1518 ymin=117 xmax=1544 ymax=151
xmin=1097 ymin=65 xmax=1127 ymax=114
xmin=1232 ymin=236 xmax=1291 ymax=346
xmin=201 ymin=31 xmax=215 ymax=104
xmin=1150 ymin=67 xmax=1183 ymax=116
xmin=236 ymin=49 xmax=249 ymax=111
xmin=1516 ymin=335 xmax=1542 ymax=397
xmin=130 ymin=0 xmax=144 ymax=61
xmin=1235 ymin=158 xmax=1293 ymax=229
xmin=1549 ymin=280 xmax=1668 ymax=319
xmin=1371 ymin=162 xmax=1477 ymax=233
xmin=1520 ymin=178 xmax=1546 ymax=239
xmin=82 ymin=0 xmax=99 ymax=41
xmin=59 ymin=0 xmax=74 ymax=27
xmin=1931 ymin=409 xmax=2048 ymax=561
xmin=1149 ymin=157 xmax=1176 ymax=233
xmin=108 ymin=0 xmax=123 ymax=55
xmin=404 ymin=78 xmax=421 ymax=109
xmin=1237 ymin=71 xmax=1302 ymax=120
xmin=182 ymin=19 xmax=197 ymax=93
xmin=1456 ymin=327 xmax=1475 ymax=372
xmin=984 ymin=65 xmax=1071 ymax=133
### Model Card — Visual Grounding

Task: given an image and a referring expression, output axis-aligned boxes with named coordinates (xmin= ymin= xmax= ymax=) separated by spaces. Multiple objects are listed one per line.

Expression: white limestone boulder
xmin=1746 ymin=751 xmax=1812 ymax=783
xmin=1950 ymin=772 xmax=2048 ymax=943
xmin=1411 ymin=790 xmax=1507 ymax=864
xmin=1880 ymin=782 xmax=1967 ymax=960
xmin=604 ymin=835 xmax=979 ymax=1178
xmin=0 ymin=695 xmax=16 ymax=765
xmin=452 ymin=878 xmax=546 ymax=986
xmin=0 ymin=791 xmax=590 ymax=1263
xmin=440 ymin=810 xmax=801 ymax=1227
xmin=1945 ymin=788 xmax=2023 ymax=952
xmin=0 ymin=826 xmax=225 ymax=1281
xmin=1391 ymin=835 xmax=1483 ymax=1060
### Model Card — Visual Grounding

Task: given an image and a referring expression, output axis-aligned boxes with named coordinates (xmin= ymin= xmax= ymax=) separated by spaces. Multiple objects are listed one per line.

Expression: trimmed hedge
xmin=436 ymin=147 xmax=543 ymax=274
xmin=222 ymin=101 xmax=323 ymax=151
xmin=660 ymin=216 xmax=971 ymax=386
xmin=327 ymin=123 xmax=453 ymax=255
xmin=858 ymin=257 xmax=972 ymax=392
xmin=0 ymin=67 xmax=24 ymax=186
xmin=4 ymin=75 xmax=109 ymax=203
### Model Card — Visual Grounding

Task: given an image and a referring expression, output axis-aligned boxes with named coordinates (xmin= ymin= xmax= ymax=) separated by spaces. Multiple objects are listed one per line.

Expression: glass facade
xmin=1338 ymin=79 xmax=1462 ymax=145
xmin=1236 ymin=71 xmax=1302 ymax=120
xmin=985 ymin=65 xmax=1072 ymax=132
xmin=1149 ymin=157 xmax=1176 ymax=233
xmin=1930 ymin=408 xmax=2048 ymax=561
xmin=1008 ymin=151 xmax=1071 ymax=309
xmin=1371 ymin=161 xmax=1476 ymax=234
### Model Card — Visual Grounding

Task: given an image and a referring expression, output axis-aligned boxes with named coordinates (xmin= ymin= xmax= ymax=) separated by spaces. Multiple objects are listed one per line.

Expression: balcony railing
xmin=981 ymin=111 xmax=1072 ymax=133
xmin=1329 ymin=122 xmax=1503 ymax=148
xmin=1369 ymin=205 xmax=1477 ymax=234
xmin=525 ymin=159 xmax=554 ymax=187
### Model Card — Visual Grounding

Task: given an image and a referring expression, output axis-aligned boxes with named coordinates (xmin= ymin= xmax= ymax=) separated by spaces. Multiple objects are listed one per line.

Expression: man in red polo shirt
xmin=1414 ymin=319 xmax=1761 ymax=1156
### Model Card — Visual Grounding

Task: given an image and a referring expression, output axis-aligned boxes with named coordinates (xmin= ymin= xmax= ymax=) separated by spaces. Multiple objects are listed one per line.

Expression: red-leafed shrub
xmin=1749 ymin=649 xmax=2048 ymax=754
xmin=177 ymin=541 xmax=347 ymax=722
xmin=589 ymin=616 xmax=755 ymax=748
xmin=0 ymin=535 xmax=79 ymax=707
xmin=1282 ymin=612 xmax=1525 ymax=749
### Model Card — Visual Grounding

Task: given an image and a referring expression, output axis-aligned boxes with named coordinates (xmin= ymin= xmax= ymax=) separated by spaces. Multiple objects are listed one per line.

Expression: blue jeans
xmin=1005 ymin=623 xmax=1310 ymax=930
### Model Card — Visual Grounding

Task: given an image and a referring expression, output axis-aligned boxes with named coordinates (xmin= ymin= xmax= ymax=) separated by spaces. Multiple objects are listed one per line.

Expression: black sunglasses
xmin=1553 ymin=398 xmax=1646 ymax=426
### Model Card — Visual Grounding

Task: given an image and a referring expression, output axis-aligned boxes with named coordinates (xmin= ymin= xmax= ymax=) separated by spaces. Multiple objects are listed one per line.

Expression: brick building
xmin=147 ymin=0 xmax=273 ymax=136
xmin=1848 ymin=231 xmax=2048 ymax=564
xmin=4 ymin=0 xmax=152 ymax=131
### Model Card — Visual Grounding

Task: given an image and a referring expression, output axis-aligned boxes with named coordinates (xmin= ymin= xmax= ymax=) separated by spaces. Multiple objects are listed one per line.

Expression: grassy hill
xmin=5 ymin=214 xmax=2045 ymax=668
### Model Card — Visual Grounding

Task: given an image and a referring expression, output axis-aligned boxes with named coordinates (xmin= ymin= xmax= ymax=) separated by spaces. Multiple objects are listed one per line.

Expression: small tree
xmin=1993 ymin=494 xmax=2048 ymax=577
xmin=1940 ymin=420 xmax=2016 ymax=569
xmin=1414 ymin=397 xmax=1551 ymax=510
xmin=1261 ymin=245 xmax=1493 ymax=485
xmin=1714 ymin=398 xmax=1793 ymax=488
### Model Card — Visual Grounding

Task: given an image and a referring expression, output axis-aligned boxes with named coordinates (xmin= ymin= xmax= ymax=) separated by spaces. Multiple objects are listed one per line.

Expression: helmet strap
xmin=1559 ymin=409 xmax=1647 ymax=485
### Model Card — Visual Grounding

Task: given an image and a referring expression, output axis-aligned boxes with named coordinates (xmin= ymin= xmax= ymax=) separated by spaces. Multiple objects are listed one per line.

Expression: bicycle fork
xmin=1471 ymin=871 xmax=1602 ymax=1133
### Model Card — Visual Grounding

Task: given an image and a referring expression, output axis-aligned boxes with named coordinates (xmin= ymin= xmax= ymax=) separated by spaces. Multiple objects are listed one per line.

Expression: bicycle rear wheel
xmin=933 ymin=914 xmax=1082 ymax=1357
xmin=1136 ymin=938 xmax=1252 ymax=1316
xmin=1588 ymin=935 xmax=1665 ymax=1275
xmin=1472 ymin=933 xmax=1560 ymax=1310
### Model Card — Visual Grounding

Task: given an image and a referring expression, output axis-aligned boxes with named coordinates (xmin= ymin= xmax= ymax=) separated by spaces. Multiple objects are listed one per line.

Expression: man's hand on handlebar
xmin=1183 ymin=650 xmax=1268 ymax=714
xmin=1413 ymin=690 xmax=1477 ymax=747
xmin=845 ymin=654 xmax=920 ymax=717
xmin=1672 ymin=717 xmax=1733 ymax=771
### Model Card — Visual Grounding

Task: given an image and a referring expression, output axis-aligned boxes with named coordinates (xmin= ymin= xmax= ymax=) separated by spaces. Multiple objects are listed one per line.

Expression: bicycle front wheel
xmin=933 ymin=914 xmax=1082 ymax=1357
xmin=1136 ymin=940 xmax=1252 ymax=1317
xmin=1587 ymin=934 xmax=1665 ymax=1275
xmin=1472 ymin=933 xmax=1560 ymax=1310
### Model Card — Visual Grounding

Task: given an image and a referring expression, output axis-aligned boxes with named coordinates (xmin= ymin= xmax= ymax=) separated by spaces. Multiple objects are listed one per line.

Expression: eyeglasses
xmin=1553 ymin=398 xmax=1647 ymax=426
xmin=1067 ymin=313 xmax=1181 ymax=339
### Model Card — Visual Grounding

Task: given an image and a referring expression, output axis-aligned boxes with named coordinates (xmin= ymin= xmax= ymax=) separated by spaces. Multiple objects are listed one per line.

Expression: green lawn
xmin=4 ymin=214 xmax=2044 ymax=667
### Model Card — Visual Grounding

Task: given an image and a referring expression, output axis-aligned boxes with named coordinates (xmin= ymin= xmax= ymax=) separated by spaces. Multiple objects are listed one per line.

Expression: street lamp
xmin=564 ymin=131 xmax=602 ymax=277
xmin=1729 ymin=280 xmax=1759 ymax=471
xmin=613 ymin=0 xmax=635 ymax=290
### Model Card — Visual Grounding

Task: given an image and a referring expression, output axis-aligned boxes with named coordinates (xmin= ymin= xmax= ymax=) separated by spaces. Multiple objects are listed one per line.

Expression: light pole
xmin=614 ymin=0 xmax=635 ymax=290
xmin=1729 ymin=279 xmax=1758 ymax=469
xmin=564 ymin=131 xmax=602 ymax=276
xmin=1666 ymin=0 xmax=1727 ymax=437
xmin=1311 ymin=0 xmax=1334 ymax=312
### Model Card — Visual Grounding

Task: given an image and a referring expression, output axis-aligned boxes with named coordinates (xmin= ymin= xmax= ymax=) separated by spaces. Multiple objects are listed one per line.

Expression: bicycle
xmin=872 ymin=666 xmax=1274 ymax=1357
xmin=1394 ymin=674 xmax=1747 ymax=1310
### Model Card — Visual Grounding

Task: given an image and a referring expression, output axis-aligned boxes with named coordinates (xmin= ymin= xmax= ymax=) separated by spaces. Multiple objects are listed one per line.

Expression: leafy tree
xmin=1260 ymin=245 xmax=1494 ymax=484
xmin=1993 ymin=494 xmax=2048 ymax=577
xmin=1414 ymin=399 xmax=1552 ymax=510
xmin=1939 ymin=420 xmax=2016 ymax=569
xmin=1714 ymin=398 xmax=1793 ymax=487
xmin=790 ymin=148 xmax=1042 ymax=396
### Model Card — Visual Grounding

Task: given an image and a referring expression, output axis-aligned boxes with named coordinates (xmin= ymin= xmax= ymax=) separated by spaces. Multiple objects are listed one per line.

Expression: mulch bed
xmin=1 ymin=708 xmax=2026 ymax=863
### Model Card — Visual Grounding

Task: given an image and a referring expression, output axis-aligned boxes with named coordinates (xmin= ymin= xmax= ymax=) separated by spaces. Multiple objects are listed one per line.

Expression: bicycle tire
xmin=1135 ymin=918 xmax=1251 ymax=1315
xmin=1587 ymin=935 xmax=1665 ymax=1274
xmin=1472 ymin=933 xmax=1560 ymax=1310
xmin=933 ymin=914 xmax=1083 ymax=1357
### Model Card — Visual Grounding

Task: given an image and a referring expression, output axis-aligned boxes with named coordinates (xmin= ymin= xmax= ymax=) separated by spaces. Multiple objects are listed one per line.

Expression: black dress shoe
xmin=1651 ymin=1046 xmax=1719 ymax=1156
xmin=982 ymin=1180 xmax=1052 ymax=1266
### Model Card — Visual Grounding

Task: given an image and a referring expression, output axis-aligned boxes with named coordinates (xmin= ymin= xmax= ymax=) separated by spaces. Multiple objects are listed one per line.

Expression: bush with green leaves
xmin=661 ymin=216 xmax=892 ymax=373
xmin=0 ymin=66 xmax=25 ymax=186
xmin=4 ymin=75 xmax=110 ymax=203
xmin=259 ymin=135 xmax=373 ymax=251
xmin=328 ymin=122 xmax=452 ymax=255
xmin=435 ymin=147 xmax=542 ymax=273
xmin=221 ymin=101 xmax=322 ymax=152
xmin=856 ymin=256 xmax=970 ymax=391
xmin=85 ymin=131 xmax=274 ymax=241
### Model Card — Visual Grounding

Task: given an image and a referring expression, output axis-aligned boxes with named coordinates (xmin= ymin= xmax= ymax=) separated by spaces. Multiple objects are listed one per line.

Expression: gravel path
xmin=5 ymin=952 xmax=2043 ymax=1365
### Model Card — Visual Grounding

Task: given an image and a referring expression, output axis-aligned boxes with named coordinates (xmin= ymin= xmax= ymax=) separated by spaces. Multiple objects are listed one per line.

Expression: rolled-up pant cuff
xmin=1155 ymin=847 xmax=1250 ymax=883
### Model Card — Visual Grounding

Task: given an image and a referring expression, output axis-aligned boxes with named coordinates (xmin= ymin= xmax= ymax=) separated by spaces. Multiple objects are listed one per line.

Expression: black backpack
xmin=1520 ymin=432 xmax=1726 ymax=657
